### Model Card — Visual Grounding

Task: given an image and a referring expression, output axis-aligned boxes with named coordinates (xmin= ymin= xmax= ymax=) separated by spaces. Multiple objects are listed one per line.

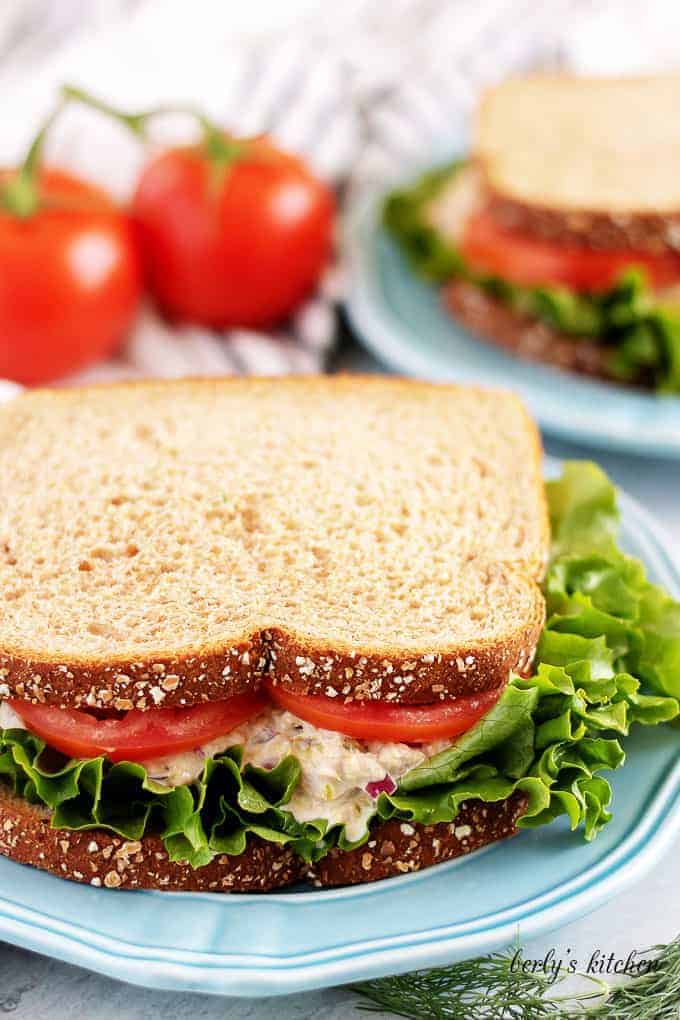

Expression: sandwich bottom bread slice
xmin=383 ymin=77 xmax=680 ymax=393
xmin=0 ymin=785 xmax=528 ymax=891
xmin=0 ymin=378 xmax=677 ymax=893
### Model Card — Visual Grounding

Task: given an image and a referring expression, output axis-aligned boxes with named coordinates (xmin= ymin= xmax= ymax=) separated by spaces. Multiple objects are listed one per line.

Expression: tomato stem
xmin=61 ymin=84 xmax=245 ymax=167
xmin=61 ymin=85 xmax=150 ymax=138
xmin=0 ymin=102 xmax=64 ymax=217
xmin=0 ymin=84 xmax=251 ymax=219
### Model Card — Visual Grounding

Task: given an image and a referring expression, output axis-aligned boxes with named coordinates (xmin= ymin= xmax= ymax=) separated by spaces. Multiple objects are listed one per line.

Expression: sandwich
xmin=384 ymin=75 xmax=680 ymax=392
xmin=0 ymin=377 xmax=677 ymax=892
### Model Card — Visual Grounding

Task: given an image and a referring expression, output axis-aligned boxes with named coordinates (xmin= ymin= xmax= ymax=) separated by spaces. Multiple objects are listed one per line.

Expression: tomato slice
xmin=461 ymin=210 xmax=680 ymax=293
xmin=264 ymin=680 xmax=503 ymax=743
xmin=8 ymin=693 xmax=267 ymax=763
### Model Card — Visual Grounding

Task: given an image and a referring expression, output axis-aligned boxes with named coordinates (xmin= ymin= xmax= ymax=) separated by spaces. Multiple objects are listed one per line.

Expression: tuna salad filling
xmin=136 ymin=708 xmax=444 ymax=842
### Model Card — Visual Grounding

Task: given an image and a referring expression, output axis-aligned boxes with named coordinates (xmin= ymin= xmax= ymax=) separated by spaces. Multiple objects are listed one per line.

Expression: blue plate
xmin=0 ymin=465 xmax=677 ymax=997
xmin=344 ymin=177 xmax=680 ymax=458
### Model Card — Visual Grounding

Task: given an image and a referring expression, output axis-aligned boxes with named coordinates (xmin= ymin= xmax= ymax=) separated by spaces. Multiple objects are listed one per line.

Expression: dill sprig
xmin=587 ymin=936 xmax=680 ymax=1019
xmin=352 ymin=935 xmax=680 ymax=1020
xmin=352 ymin=950 xmax=584 ymax=1019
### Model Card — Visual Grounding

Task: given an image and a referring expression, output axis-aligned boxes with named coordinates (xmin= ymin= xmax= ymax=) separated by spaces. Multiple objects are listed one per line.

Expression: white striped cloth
xmin=0 ymin=0 xmax=668 ymax=383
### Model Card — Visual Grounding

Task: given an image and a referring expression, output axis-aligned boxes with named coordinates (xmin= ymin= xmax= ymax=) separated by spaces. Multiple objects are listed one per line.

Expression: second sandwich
xmin=385 ymin=75 xmax=680 ymax=392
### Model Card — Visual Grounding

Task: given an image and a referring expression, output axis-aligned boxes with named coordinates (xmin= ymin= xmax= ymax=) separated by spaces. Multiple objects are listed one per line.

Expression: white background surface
xmin=0 ymin=1 xmax=678 ymax=1015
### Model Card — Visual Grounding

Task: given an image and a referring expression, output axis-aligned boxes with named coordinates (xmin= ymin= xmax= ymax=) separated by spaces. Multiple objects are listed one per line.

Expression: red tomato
xmin=8 ymin=693 xmax=266 ymax=763
xmin=132 ymin=137 xmax=335 ymax=328
xmin=0 ymin=168 xmax=141 ymax=384
xmin=461 ymin=210 xmax=680 ymax=293
xmin=264 ymin=680 xmax=503 ymax=743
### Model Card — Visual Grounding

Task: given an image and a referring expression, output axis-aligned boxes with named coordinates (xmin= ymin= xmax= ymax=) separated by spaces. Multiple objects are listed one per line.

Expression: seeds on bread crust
xmin=313 ymin=792 xmax=527 ymax=887
xmin=0 ymin=785 xmax=527 ymax=891
xmin=267 ymin=611 xmax=543 ymax=704
xmin=0 ymin=598 xmax=544 ymax=710
xmin=0 ymin=638 xmax=265 ymax=711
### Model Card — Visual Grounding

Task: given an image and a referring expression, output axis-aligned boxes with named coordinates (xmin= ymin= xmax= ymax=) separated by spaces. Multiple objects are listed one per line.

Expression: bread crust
xmin=444 ymin=279 xmax=619 ymax=383
xmin=0 ymin=635 xmax=268 ymax=713
xmin=0 ymin=786 xmax=527 ymax=891
xmin=266 ymin=607 xmax=544 ymax=704
xmin=313 ymin=792 xmax=527 ymax=886
xmin=0 ymin=602 xmax=545 ymax=710
xmin=0 ymin=786 xmax=304 ymax=892
xmin=484 ymin=185 xmax=680 ymax=254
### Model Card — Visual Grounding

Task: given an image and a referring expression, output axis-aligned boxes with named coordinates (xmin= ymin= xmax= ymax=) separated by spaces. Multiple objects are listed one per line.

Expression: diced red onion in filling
xmin=365 ymin=775 xmax=397 ymax=798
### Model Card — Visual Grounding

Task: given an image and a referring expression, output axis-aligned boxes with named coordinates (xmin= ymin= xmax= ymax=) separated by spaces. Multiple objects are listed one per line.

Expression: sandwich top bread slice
xmin=0 ymin=378 xmax=677 ymax=894
xmin=384 ymin=75 xmax=680 ymax=391
xmin=477 ymin=75 xmax=680 ymax=242
xmin=0 ymin=377 xmax=547 ymax=710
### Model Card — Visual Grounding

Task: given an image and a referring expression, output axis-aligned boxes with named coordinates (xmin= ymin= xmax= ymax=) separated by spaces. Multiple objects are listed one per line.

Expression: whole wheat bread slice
xmin=0 ymin=378 xmax=548 ymax=709
xmin=0 ymin=785 xmax=527 ymax=891
xmin=475 ymin=74 xmax=680 ymax=251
